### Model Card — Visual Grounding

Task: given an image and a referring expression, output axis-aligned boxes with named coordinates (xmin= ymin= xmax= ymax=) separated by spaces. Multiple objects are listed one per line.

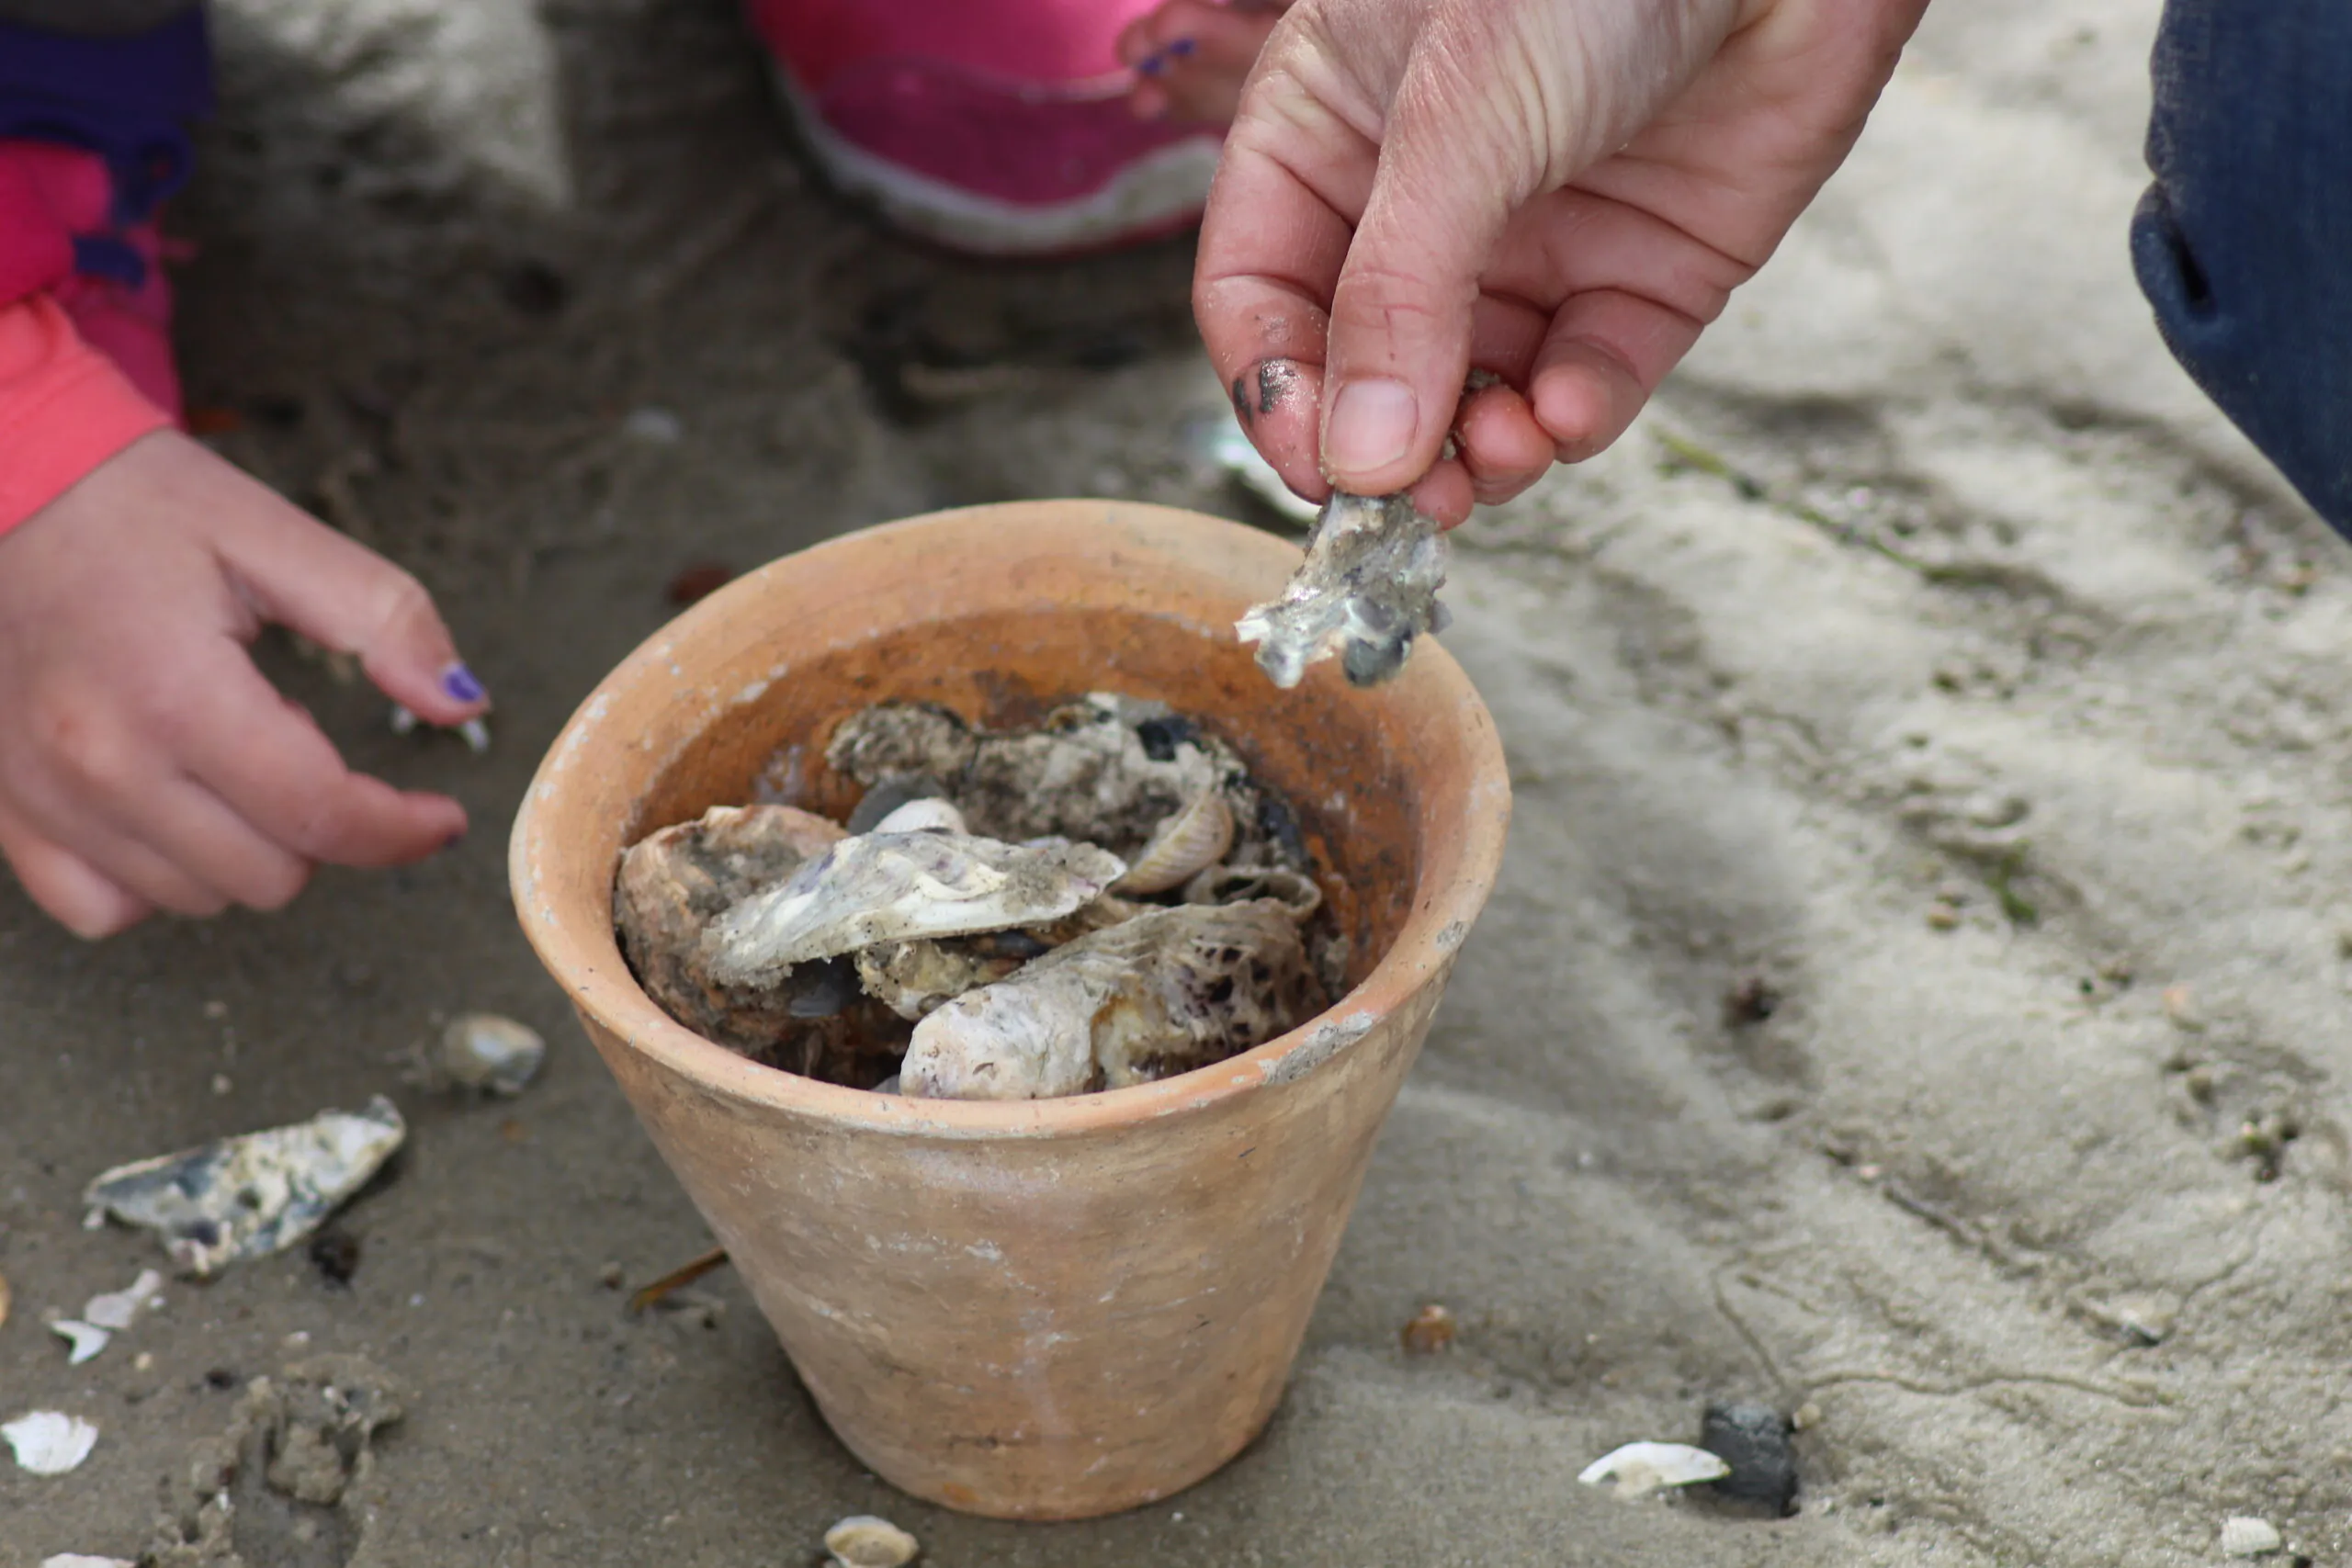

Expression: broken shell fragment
xmin=826 ymin=704 xmax=976 ymax=788
xmin=4 ymin=1411 xmax=98 ymax=1475
xmin=901 ymin=899 xmax=1319 ymax=1100
xmin=1237 ymin=490 xmax=1451 ymax=689
xmin=82 ymin=1269 xmax=164 ymax=1332
xmin=42 ymin=1556 xmax=135 ymax=1568
xmin=1400 ymin=1303 xmax=1456 ymax=1354
xmin=440 ymin=1012 xmax=546 ymax=1095
xmin=955 ymin=693 xmax=1227 ymax=853
xmin=1182 ymin=863 xmax=1323 ymax=921
xmin=1113 ymin=789 xmax=1235 ymax=895
xmin=51 ymin=1321 xmax=109 ymax=1366
xmin=703 ymin=830 xmax=1125 ymax=985
xmin=614 ymin=804 xmax=849 ymax=1049
xmin=824 ymin=1514 xmax=919 ymax=1568
xmin=1577 ymin=1441 xmax=1732 ymax=1500
xmin=84 ymin=1097 xmax=406 ymax=1277
xmin=2222 ymin=1517 xmax=2283 ymax=1558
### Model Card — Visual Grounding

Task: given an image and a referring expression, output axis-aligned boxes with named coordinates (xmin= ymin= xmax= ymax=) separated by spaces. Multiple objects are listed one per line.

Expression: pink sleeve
xmin=0 ymin=292 xmax=170 ymax=538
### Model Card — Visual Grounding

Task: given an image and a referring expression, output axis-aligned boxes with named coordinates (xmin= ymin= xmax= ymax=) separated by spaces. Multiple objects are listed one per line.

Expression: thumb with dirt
xmin=0 ymin=429 xmax=486 ymax=937
xmin=1195 ymin=0 xmax=1930 ymax=524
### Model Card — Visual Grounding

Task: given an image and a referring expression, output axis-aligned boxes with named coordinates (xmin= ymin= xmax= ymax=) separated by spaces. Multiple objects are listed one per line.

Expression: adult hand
xmin=0 ymin=429 xmax=487 ymax=937
xmin=1195 ymin=0 xmax=1930 ymax=524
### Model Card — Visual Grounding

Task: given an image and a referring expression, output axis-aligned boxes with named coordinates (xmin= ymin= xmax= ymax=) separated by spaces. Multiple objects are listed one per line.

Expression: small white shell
xmin=824 ymin=1514 xmax=919 ymax=1568
xmin=440 ymin=1013 xmax=546 ymax=1095
xmin=3 ymin=1411 xmax=98 ymax=1475
xmin=50 ymin=1322 xmax=108 ymax=1365
xmin=1112 ymin=789 xmax=1235 ymax=895
xmin=2222 ymin=1517 xmax=2283 ymax=1558
xmin=1577 ymin=1440 xmax=1730 ymax=1500
xmin=80 ymin=1268 xmax=163 ymax=1331
xmin=42 ymin=1556 xmax=136 ymax=1568
xmin=871 ymin=797 xmax=967 ymax=835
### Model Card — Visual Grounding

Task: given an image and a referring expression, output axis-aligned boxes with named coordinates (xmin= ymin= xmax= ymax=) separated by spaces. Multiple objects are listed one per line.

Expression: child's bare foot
xmin=1119 ymin=0 xmax=1291 ymax=124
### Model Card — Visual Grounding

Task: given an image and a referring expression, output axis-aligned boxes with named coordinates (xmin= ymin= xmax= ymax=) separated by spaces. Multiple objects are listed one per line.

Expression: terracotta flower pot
xmin=509 ymin=500 xmax=1510 ymax=1519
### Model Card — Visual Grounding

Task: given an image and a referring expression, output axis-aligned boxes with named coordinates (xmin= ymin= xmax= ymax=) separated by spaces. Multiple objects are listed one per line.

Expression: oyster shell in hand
xmin=1237 ymin=490 xmax=1451 ymax=689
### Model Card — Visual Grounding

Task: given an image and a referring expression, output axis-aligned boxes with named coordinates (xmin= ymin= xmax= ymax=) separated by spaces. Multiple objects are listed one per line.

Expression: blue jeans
xmin=2133 ymin=0 xmax=2352 ymax=536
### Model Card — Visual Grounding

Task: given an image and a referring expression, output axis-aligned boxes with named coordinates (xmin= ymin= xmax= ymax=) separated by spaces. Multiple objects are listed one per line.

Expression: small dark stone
xmin=845 ymin=772 xmax=949 ymax=834
xmin=1134 ymin=715 xmax=1198 ymax=763
xmin=1702 ymin=1401 xmax=1799 ymax=1515
xmin=309 ymin=1227 xmax=363 ymax=1287
xmin=498 ymin=258 xmax=570 ymax=317
xmin=204 ymin=1367 xmax=241 ymax=1390
xmin=1724 ymin=975 xmax=1781 ymax=1026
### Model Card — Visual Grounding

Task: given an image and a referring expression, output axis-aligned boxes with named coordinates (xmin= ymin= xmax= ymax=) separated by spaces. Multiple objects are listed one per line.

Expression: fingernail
xmin=440 ymin=663 xmax=487 ymax=705
xmin=1325 ymin=379 xmax=1419 ymax=476
xmin=1167 ymin=36 xmax=1196 ymax=57
xmin=1136 ymin=50 xmax=1166 ymax=75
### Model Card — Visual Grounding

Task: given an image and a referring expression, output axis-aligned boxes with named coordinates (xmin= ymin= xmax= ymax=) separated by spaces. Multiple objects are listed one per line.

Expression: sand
xmin=7 ymin=0 xmax=2351 ymax=1563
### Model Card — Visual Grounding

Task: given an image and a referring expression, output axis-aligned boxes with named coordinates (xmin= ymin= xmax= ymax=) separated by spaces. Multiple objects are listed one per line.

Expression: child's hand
xmin=1118 ymin=0 xmax=1291 ymax=124
xmin=0 ymin=429 xmax=487 ymax=938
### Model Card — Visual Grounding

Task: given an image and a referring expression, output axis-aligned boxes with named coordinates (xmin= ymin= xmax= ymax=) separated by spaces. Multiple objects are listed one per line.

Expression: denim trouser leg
xmin=2132 ymin=0 xmax=2352 ymax=537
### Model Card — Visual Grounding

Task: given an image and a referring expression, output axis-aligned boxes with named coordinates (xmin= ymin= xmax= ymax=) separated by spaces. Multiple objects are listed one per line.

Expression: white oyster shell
xmin=702 ymin=830 xmax=1125 ymax=985
xmin=901 ymin=899 xmax=1317 ymax=1100
xmin=1577 ymin=1440 xmax=1731 ymax=1500
xmin=4 ymin=1411 xmax=98 ymax=1476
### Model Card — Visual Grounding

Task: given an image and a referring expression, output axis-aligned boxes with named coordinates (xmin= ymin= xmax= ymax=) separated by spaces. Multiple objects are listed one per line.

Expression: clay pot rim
xmin=510 ymin=501 xmax=1509 ymax=1141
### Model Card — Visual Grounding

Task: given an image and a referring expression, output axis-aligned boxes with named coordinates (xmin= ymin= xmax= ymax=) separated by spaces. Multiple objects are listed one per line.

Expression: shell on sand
xmin=704 ymin=830 xmax=1125 ymax=984
xmin=1577 ymin=1441 xmax=1731 ymax=1500
xmin=84 ymin=1099 xmax=405 ymax=1277
xmin=823 ymin=1514 xmax=919 ymax=1568
xmin=439 ymin=1012 xmax=546 ymax=1095
xmin=1113 ymin=789 xmax=1235 ymax=895
xmin=900 ymin=899 xmax=1319 ymax=1100
xmin=3 ymin=1411 xmax=98 ymax=1476
xmin=2222 ymin=1517 xmax=2283 ymax=1558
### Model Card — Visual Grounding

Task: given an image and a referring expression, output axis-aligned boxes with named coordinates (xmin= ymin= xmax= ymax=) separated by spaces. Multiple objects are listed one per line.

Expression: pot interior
xmin=622 ymin=602 xmax=1422 ymax=1008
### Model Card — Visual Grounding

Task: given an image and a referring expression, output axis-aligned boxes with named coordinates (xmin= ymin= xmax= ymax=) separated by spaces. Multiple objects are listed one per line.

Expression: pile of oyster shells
xmin=615 ymin=694 xmax=1341 ymax=1100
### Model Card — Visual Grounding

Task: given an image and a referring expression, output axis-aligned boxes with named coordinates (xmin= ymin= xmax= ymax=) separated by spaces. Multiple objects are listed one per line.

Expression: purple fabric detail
xmin=70 ymin=231 xmax=145 ymax=288
xmin=0 ymin=8 xmax=211 ymax=226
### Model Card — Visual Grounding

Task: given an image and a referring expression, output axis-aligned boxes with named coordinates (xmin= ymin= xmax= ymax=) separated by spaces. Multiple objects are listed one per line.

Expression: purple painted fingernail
xmin=440 ymin=663 xmax=487 ymax=705
xmin=1136 ymin=50 xmax=1166 ymax=75
xmin=1167 ymin=36 xmax=1196 ymax=57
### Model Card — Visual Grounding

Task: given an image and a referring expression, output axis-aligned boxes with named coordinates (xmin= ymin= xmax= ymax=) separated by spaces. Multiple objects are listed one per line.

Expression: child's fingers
xmin=140 ymin=774 xmax=314 ymax=912
xmin=0 ymin=795 xmax=150 ymax=939
xmin=176 ymin=648 xmax=469 ymax=869
xmin=218 ymin=497 xmax=489 ymax=727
